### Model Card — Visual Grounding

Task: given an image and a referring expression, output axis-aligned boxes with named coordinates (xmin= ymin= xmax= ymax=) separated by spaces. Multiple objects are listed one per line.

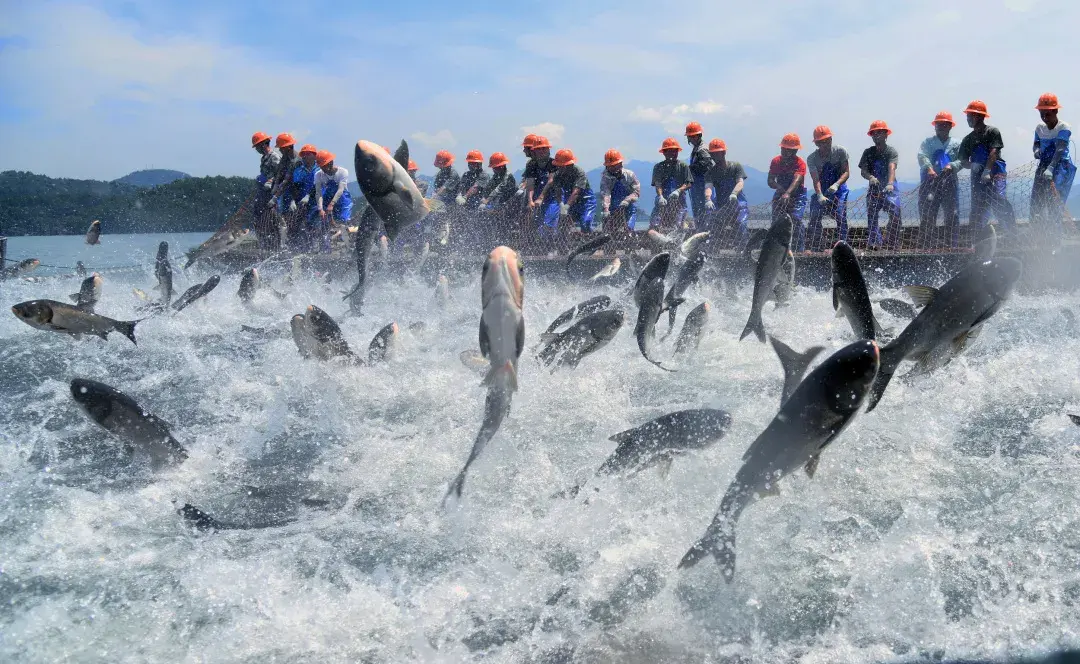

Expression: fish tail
xmin=867 ymin=344 xmax=902 ymax=412
xmin=677 ymin=519 xmax=738 ymax=582
xmin=769 ymin=336 xmax=824 ymax=392
xmin=739 ymin=311 xmax=765 ymax=343
xmin=482 ymin=360 xmax=518 ymax=392
xmin=115 ymin=319 xmax=139 ymax=345
xmin=442 ymin=470 xmax=468 ymax=506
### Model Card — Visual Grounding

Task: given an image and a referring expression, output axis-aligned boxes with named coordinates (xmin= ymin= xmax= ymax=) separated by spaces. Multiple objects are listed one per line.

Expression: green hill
xmin=113 ymin=169 xmax=191 ymax=187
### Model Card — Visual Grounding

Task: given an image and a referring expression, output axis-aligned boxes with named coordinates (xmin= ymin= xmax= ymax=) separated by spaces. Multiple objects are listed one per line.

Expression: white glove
xmin=826 ymin=183 xmax=839 ymax=195
xmin=599 ymin=209 xmax=608 ymax=220
xmin=559 ymin=202 xmax=570 ymax=217
xmin=1034 ymin=148 xmax=1042 ymax=159
xmin=884 ymin=184 xmax=895 ymax=194
xmin=263 ymin=181 xmax=273 ymax=191
xmin=455 ymin=194 xmax=466 ymax=205
xmin=619 ymin=198 xmax=631 ymax=208
xmin=667 ymin=190 xmax=681 ymax=203
xmin=515 ymin=188 xmax=525 ymax=197
xmin=817 ymin=193 xmax=828 ymax=205
xmin=299 ymin=196 xmax=309 ymax=206
xmin=288 ymin=200 xmax=298 ymax=212
xmin=867 ymin=176 xmax=880 ymax=187
xmin=1041 ymin=168 xmax=1054 ymax=181
xmin=728 ymin=193 xmax=738 ymax=203
xmin=656 ymin=195 xmax=668 ymax=206
xmin=704 ymin=199 xmax=715 ymax=211
xmin=980 ymin=171 xmax=992 ymax=185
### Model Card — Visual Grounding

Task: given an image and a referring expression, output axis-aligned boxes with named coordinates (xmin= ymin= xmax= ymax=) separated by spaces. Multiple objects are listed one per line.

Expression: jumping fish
xmin=70 ymin=378 xmax=188 ymax=468
xmin=740 ymin=215 xmax=792 ymax=342
xmin=12 ymin=299 xmax=138 ymax=344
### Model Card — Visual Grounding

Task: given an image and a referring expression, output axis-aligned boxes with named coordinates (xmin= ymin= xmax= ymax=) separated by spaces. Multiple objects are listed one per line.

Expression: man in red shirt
xmin=768 ymin=133 xmax=809 ymax=250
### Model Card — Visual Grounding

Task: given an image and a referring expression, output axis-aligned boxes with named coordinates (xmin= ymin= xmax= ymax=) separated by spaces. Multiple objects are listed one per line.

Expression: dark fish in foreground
xmin=368 ymin=322 xmax=398 ymax=364
xmin=177 ymin=503 xmax=296 ymax=532
xmin=634 ymin=258 xmax=677 ymax=372
xmin=69 ymin=273 xmax=103 ymax=313
xmin=70 ymin=378 xmax=188 ymax=468
xmin=740 ymin=215 xmax=793 ymax=342
xmin=172 ymin=275 xmax=221 ymax=312
xmin=632 ymin=252 xmax=671 ymax=307
xmin=769 ymin=336 xmax=824 ymax=406
xmin=85 ymin=220 xmax=102 ymax=245
xmin=674 ymin=301 xmax=710 ymax=355
xmin=12 ymin=299 xmax=139 ymax=343
xmin=295 ymin=305 xmax=359 ymax=362
xmin=868 ymin=257 xmax=1022 ymax=412
xmin=566 ymin=234 xmax=612 ymax=271
xmin=678 ymin=340 xmax=880 ymax=580
xmin=538 ymin=309 xmax=624 ymax=370
xmin=878 ymin=298 xmax=919 ymax=320
xmin=539 ymin=295 xmax=612 ymax=344
xmin=154 ymin=241 xmax=173 ymax=306
xmin=832 ymin=241 xmax=881 ymax=340
xmin=663 ymin=249 xmax=707 ymax=337
xmin=445 ymin=246 xmax=524 ymax=503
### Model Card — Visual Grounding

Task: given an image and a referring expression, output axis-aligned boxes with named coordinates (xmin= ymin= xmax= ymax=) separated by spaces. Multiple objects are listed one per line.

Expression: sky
xmin=1 ymin=0 xmax=1077 ymax=182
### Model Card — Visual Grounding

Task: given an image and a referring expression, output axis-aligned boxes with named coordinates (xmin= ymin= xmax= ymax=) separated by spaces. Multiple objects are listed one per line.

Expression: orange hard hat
xmin=251 ymin=131 xmax=271 ymax=147
xmin=1035 ymin=93 xmax=1060 ymax=111
xmin=488 ymin=152 xmax=509 ymax=168
xmin=275 ymin=133 xmax=296 ymax=149
xmin=603 ymin=149 xmax=624 ymax=167
xmin=779 ymin=133 xmax=802 ymax=150
xmin=932 ymin=111 xmax=956 ymax=127
xmin=466 ymin=150 xmax=483 ymax=164
xmin=684 ymin=121 xmax=703 ymax=137
xmin=553 ymin=149 xmax=576 ymax=167
xmin=315 ymin=150 xmax=335 ymax=167
xmin=659 ymin=137 xmax=682 ymax=153
xmin=407 ymin=159 xmax=418 ymax=172
xmin=523 ymin=134 xmax=539 ymax=148
xmin=434 ymin=150 xmax=454 ymax=167
xmin=707 ymin=138 xmax=727 ymax=153
xmin=867 ymin=120 xmax=892 ymax=136
xmin=532 ymin=135 xmax=552 ymax=149
xmin=964 ymin=100 xmax=989 ymax=117
xmin=812 ymin=125 xmax=833 ymax=142
xmin=299 ymin=143 xmax=317 ymax=155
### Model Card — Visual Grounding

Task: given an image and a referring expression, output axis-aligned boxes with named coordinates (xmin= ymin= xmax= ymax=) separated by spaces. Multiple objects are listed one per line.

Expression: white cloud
xmin=520 ymin=122 xmax=565 ymax=144
xmin=628 ymin=100 xmax=728 ymax=134
xmin=410 ymin=130 xmax=457 ymax=149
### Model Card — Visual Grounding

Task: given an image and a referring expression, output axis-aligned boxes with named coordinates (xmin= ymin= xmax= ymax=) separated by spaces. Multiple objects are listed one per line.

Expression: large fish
xmin=444 ymin=246 xmax=524 ymax=502
xmin=680 ymin=231 xmax=710 ymax=259
xmin=566 ymin=234 xmax=611 ymax=272
xmin=537 ymin=309 xmax=624 ymax=370
xmin=368 ymin=321 xmax=398 ymax=364
xmin=769 ymin=336 xmax=824 ymax=406
xmin=678 ymin=340 xmax=880 ymax=580
xmin=597 ymin=409 xmax=731 ymax=479
xmin=663 ymin=249 xmax=707 ymax=336
xmin=69 ymin=378 xmax=188 ymax=468
xmin=740 ymin=215 xmax=793 ymax=342
xmin=12 ymin=299 xmax=138 ymax=343
xmin=867 ymin=257 xmax=1022 ymax=412
xmin=539 ymin=295 xmax=612 ymax=344
xmin=354 ymin=139 xmax=428 ymax=242
xmin=831 ymin=241 xmax=881 ymax=340
xmin=632 ymin=252 xmax=671 ymax=306
xmin=184 ymin=229 xmax=254 ymax=269
xmin=69 ymin=273 xmax=103 ymax=313
xmin=634 ymin=259 xmax=676 ymax=372
xmin=674 ymin=301 xmax=710 ymax=355
xmin=3 ymin=258 xmax=40 ymax=279
xmin=299 ymin=305 xmax=359 ymax=362
xmin=770 ymin=250 xmax=795 ymax=307
xmin=154 ymin=242 xmax=173 ymax=306
xmin=237 ymin=267 xmax=261 ymax=305
xmin=85 ymin=220 xmax=102 ymax=245
xmin=172 ymin=275 xmax=220 ymax=312
xmin=343 ymin=204 xmax=382 ymax=314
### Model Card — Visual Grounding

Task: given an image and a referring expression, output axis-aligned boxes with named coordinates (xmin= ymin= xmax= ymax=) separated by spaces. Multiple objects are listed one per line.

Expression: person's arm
xmin=1046 ymin=126 xmax=1070 ymax=175
xmin=886 ymin=151 xmax=897 ymax=187
xmin=784 ymin=173 xmax=803 ymax=198
xmin=567 ymin=187 xmax=581 ymax=207
xmin=329 ymin=178 xmax=347 ymax=209
xmin=767 ymin=173 xmax=779 ymax=190
xmin=1033 ymin=132 xmax=1042 ymax=160
xmin=836 ymin=156 xmax=850 ymax=187
xmin=599 ymin=174 xmax=613 ymax=212
xmin=314 ymin=173 xmax=326 ymax=214
xmin=525 ymin=177 xmax=537 ymax=204
xmin=732 ymin=177 xmax=745 ymax=196
xmin=809 ymin=160 xmax=823 ymax=195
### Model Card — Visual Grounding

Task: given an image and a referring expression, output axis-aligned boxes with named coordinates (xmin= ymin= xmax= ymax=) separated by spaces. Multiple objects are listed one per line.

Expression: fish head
xmin=830 ymin=240 xmax=857 ymax=268
xmin=20 ymin=259 xmax=41 ymax=271
xmin=481 ymin=246 xmax=524 ymax=310
xmin=202 ymin=275 xmax=221 ymax=291
xmin=642 ymin=252 xmax=671 ymax=281
xmin=70 ymin=378 xmax=115 ymax=424
xmin=11 ymin=300 xmax=53 ymax=326
xmin=822 ymin=340 xmax=880 ymax=414
xmin=157 ymin=242 xmax=169 ymax=257
xmin=354 ymin=140 xmax=397 ymax=194
xmin=978 ymin=257 xmax=1022 ymax=301
xmin=87 ymin=273 xmax=103 ymax=293
xmin=769 ymin=214 xmax=794 ymax=247
xmin=304 ymin=305 xmax=343 ymax=342
xmin=590 ymin=309 xmax=626 ymax=339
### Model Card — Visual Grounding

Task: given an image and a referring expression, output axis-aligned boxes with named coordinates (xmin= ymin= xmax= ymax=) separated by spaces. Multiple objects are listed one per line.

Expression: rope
xmin=1 ymin=256 xmax=145 ymax=273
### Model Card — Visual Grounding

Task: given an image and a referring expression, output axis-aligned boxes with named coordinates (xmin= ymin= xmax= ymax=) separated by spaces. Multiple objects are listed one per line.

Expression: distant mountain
xmin=114 ymin=169 xmax=190 ymax=188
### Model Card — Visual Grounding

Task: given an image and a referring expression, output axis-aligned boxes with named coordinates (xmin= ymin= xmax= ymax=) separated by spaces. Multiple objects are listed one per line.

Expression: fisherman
xmin=651 ymin=137 xmax=693 ymax=231
xmin=270 ymin=133 xmax=298 ymax=212
xmin=957 ymin=100 xmax=1016 ymax=237
xmin=251 ymin=131 xmax=280 ymax=250
xmin=524 ymin=136 xmax=560 ymax=240
xmin=407 ymin=160 xmax=429 ymax=196
xmin=858 ymin=120 xmax=902 ymax=250
xmin=598 ymin=149 xmax=642 ymax=241
xmin=478 ymin=152 xmax=518 ymax=247
xmin=767 ymin=133 xmax=808 ymax=247
xmin=805 ymin=125 xmax=851 ymax=252
xmin=516 ymin=134 xmax=538 ymax=199
xmin=552 ymin=149 xmax=598 ymax=234
xmin=430 ymin=150 xmax=461 ymax=246
xmin=917 ymin=111 xmax=962 ymax=249
xmin=313 ymin=150 xmax=353 ymax=252
xmin=1031 ymin=93 xmax=1075 ymax=231
xmin=458 ymin=150 xmax=489 ymax=210
xmin=287 ymin=144 xmax=320 ymax=251
xmin=685 ymin=122 xmax=714 ymax=225
xmin=702 ymin=139 xmax=748 ymax=250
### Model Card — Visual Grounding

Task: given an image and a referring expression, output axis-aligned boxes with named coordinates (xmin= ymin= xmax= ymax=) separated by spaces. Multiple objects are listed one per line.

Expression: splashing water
xmin=1 ymin=239 xmax=1079 ymax=663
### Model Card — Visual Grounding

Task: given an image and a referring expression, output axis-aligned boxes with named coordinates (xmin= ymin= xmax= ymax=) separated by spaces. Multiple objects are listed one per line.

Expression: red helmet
xmin=707 ymin=138 xmax=727 ymax=153
xmin=684 ymin=121 xmax=704 ymax=137
xmin=315 ymin=150 xmax=335 ymax=167
xmin=603 ymin=149 xmax=623 ymax=167
xmin=964 ymin=99 xmax=989 ymax=117
xmin=251 ymin=131 xmax=271 ymax=147
xmin=465 ymin=150 xmax=483 ymax=164
xmin=434 ymin=150 xmax=454 ymax=168
xmin=1035 ymin=93 xmax=1060 ymax=111
xmin=275 ymin=133 xmax=296 ymax=149
xmin=867 ymin=120 xmax=892 ymax=136
xmin=488 ymin=152 xmax=509 ymax=168
xmin=659 ymin=137 xmax=682 ymax=153
xmin=779 ymin=133 xmax=802 ymax=150
xmin=932 ymin=111 xmax=956 ymax=127
xmin=523 ymin=134 xmax=539 ymax=148
xmin=532 ymin=135 xmax=552 ymax=149
xmin=407 ymin=160 xmax=418 ymax=172
xmin=553 ymin=149 xmax=576 ymax=167
xmin=299 ymin=143 xmax=318 ymax=156
xmin=812 ymin=125 xmax=833 ymax=142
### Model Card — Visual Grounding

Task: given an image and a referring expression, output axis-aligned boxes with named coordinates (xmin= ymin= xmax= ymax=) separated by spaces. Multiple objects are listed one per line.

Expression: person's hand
xmin=559 ymin=202 xmax=570 ymax=218
xmin=288 ymin=200 xmax=298 ymax=212
xmin=455 ymin=194 xmax=466 ymax=205
xmin=705 ymin=199 xmax=715 ymax=211
xmin=817 ymin=193 xmax=828 ymax=205
xmin=263 ymin=181 xmax=273 ymax=191
xmin=729 ymin=193 xmax=738 ymax=203
xmin=826 ymin=183 xmax=839 ymax=195
xmin=781 ymin=192 xmax=790 ymax=201
xmin=1034 ymin=147 xmax=1042 ymax=159
xmin=980 ymin=171 xmax=992 ymax=185
xmin=667 ymin=190 xmax=681 ymax=203
xmin=867 ymin=176 xmax=880 ymax=187
xmin=884 ymin=184 xmax=895 ymax=194
xmin=619 ymin=198 xmax=631 ymax=208
xmin=1041 ymin=168 xmax=1054 ymax=181
xmin=319 ymin=209 xmax=327 ymax=219
xmin=656 ymin=196 xmax=668 ymax=207
xmin=478 ymin=198 xmax=489 ymax=209
xmin=925 ymin=168 xmax=936 ymax=178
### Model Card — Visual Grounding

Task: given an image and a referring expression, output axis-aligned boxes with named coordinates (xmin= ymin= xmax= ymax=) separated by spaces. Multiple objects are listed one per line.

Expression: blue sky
xmin=1 ymin=0 xmax=1076 ymax=181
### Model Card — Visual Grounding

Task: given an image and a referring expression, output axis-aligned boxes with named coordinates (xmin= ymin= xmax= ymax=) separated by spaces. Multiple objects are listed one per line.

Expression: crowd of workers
xmin=248 ymin=94 xmax=1074 ymax=255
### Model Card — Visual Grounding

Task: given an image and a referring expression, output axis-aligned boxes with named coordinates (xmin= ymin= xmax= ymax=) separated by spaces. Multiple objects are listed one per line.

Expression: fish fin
xmin=832 ymin=285 xmax=839 ymax=313
xmin=516 ymin=317 xmax=525 ymax=361
xmin=1068 ymin=414 xmax=1080 ymax=426
xmin=69 ymin=293 xmax=80 ymax=302
xmin=834 ymin=305 xmax=845 ymax=319
xmin=804 ymin=454 xmax=821 ymax=479
xmin=478 ymin=320 xmax=491 ymax=358
xmin=178 ymin=503 xmax=224 ymax=532
xmin=677 ymin=517 xmax=738 ymax=581
xmin=951 ymin=324 xmax=983 ymax=354
xmin=769 ymin=335 xmax=824 ymax=404
xmin=482 ymin=360 xmax=518 ymax=391
xmin=393 ymin=140 xmax=409 ymax=171
xmin=113 ymin=320 xmax=139 ymax=345
xmin=442 ymin=470 xmax=468 ymax=506
xmin=552 ymin=483 xmax=583 ymax=500
xmin=739 ymin=313 xmax=766 ymax=343
xmin=903 ymin=285 xmax=938 ymax=308
xmin=866 ymin=344 xmax=903 ymax=412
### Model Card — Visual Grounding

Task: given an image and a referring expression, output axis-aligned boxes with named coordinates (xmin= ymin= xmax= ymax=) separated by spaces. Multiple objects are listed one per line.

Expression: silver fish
xmin=85 ymin=220 xmax=102 ymax=245
xmin=740 ymin=215 xmax=792 ymax=342
xmin=69 ymin=273 xmax=103 ymax=313
xmin=70 ymin=378 xmax=187 ymax=468
xmin=368 ymin=322 xmax=398 ymax=364
xmin=12 ymin=299 xmax=138 ymax=343
xmin=831 ymin=241 xmax=881 ymax=339
xmin=674 ymin=301 xmax=710 ymax=355
xmin=538 ymin=309 xmax=624 ymax=370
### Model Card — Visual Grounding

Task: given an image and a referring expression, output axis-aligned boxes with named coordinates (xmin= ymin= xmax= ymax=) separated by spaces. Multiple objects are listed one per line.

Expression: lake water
xmin=1 ymin=233 xmax=1079 ymax=662
xmin=1 ymin=232 xmax=213 ymax=277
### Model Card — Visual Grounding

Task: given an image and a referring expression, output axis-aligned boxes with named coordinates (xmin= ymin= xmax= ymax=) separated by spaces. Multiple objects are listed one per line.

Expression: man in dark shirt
xmin=251 ymin=131 xmax=280 ymax=250
xmin=429 ymin=150 xmax=461 ymax=247
xmin=479 ymin=152 xmax=517 ymax=247
xmin=651 ymin=137 xmax=693 ymax=230
xmin=957 ymin=99 xmax=1016 ymax=236
xmin=702 ymin=139 xmax=749 ymax=250
xmin=858 ymin=120 xmax=902 ymax=250
xmin=684 ymin=121 xmax=714 ymax=225
xmin=524 ymin=136 xmax=560 ymax=237
xmin=552 ymin=149 xmax=597 ymax=233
